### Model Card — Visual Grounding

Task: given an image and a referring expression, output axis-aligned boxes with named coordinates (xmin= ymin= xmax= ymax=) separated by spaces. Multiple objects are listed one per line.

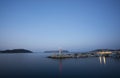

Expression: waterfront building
xmin=96 ymin=51 xmax=112 ymax=56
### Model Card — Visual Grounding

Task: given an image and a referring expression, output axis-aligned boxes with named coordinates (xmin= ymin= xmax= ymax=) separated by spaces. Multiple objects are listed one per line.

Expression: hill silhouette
xmin=0 ymin=49 xmax=32 ymax=53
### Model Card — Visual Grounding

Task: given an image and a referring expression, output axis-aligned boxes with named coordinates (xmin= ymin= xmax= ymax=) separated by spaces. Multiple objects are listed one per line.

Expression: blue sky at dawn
xmin=0 ymin=0 xmax=120 ymax=52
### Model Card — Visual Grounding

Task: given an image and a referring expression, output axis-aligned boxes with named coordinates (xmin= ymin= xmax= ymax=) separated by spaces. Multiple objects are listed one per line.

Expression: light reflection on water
xmin=59 ymin=60 xmax=62 ymax=74
xmin=99 ymin=56 xmax=106 ymax=64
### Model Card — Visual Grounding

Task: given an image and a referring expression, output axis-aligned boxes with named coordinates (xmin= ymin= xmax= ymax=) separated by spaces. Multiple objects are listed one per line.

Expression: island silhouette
xmin=0 ymin=49 xmax=32 ymax=53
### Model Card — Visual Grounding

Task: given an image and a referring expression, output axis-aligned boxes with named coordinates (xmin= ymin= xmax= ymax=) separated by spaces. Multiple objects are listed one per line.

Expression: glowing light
xmin=99 ymin=56 xmax=102 ymax=64
xmin=103 ymin=56 xmax=106 ymax=64
xmin=99 ymin=56 xmax=106 ymax=64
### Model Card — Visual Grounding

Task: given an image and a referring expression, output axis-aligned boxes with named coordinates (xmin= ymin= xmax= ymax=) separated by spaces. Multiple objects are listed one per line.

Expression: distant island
xmin=0 ymin=49 xmax=32 ymax=53
xmin=89 ymin=49 xmax=120 ymax=52
xmin=44 ymin=50 xmax=69 ymax=53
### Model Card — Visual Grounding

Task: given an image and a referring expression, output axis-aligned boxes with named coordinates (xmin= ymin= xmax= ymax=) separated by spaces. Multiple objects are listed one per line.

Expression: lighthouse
xmin=59 ymin=49 xmax=62 ymax=55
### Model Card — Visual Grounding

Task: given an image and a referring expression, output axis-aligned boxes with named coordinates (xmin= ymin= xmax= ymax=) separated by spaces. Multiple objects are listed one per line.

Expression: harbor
xmin=47 ymin=49 xmax=120 ymax=59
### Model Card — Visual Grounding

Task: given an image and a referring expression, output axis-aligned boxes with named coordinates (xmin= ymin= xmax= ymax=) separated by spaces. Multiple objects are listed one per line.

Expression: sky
xmin=0 ymin=0 xmax=120 ymax=52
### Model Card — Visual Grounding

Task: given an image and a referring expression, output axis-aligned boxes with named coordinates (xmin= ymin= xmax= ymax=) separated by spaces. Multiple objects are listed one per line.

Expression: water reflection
xmin=99 ymin=56 xmax=102 ymax=64
xmin=99 ymin=56 xmax=106 ymax=64
xmin=59 ymin=60 xmax=63 ymax=78
xmin=59 ymin=60 xmax=62 ymax=74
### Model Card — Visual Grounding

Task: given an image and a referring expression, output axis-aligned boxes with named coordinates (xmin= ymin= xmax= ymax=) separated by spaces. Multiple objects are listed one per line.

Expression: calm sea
xmin=0 ymin=53 xmax=120 ymax=78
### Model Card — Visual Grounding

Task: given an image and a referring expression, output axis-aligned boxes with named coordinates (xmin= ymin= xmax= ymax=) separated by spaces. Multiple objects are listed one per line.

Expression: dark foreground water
xmin=0 ymin=53 xmax=120 ymax=78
